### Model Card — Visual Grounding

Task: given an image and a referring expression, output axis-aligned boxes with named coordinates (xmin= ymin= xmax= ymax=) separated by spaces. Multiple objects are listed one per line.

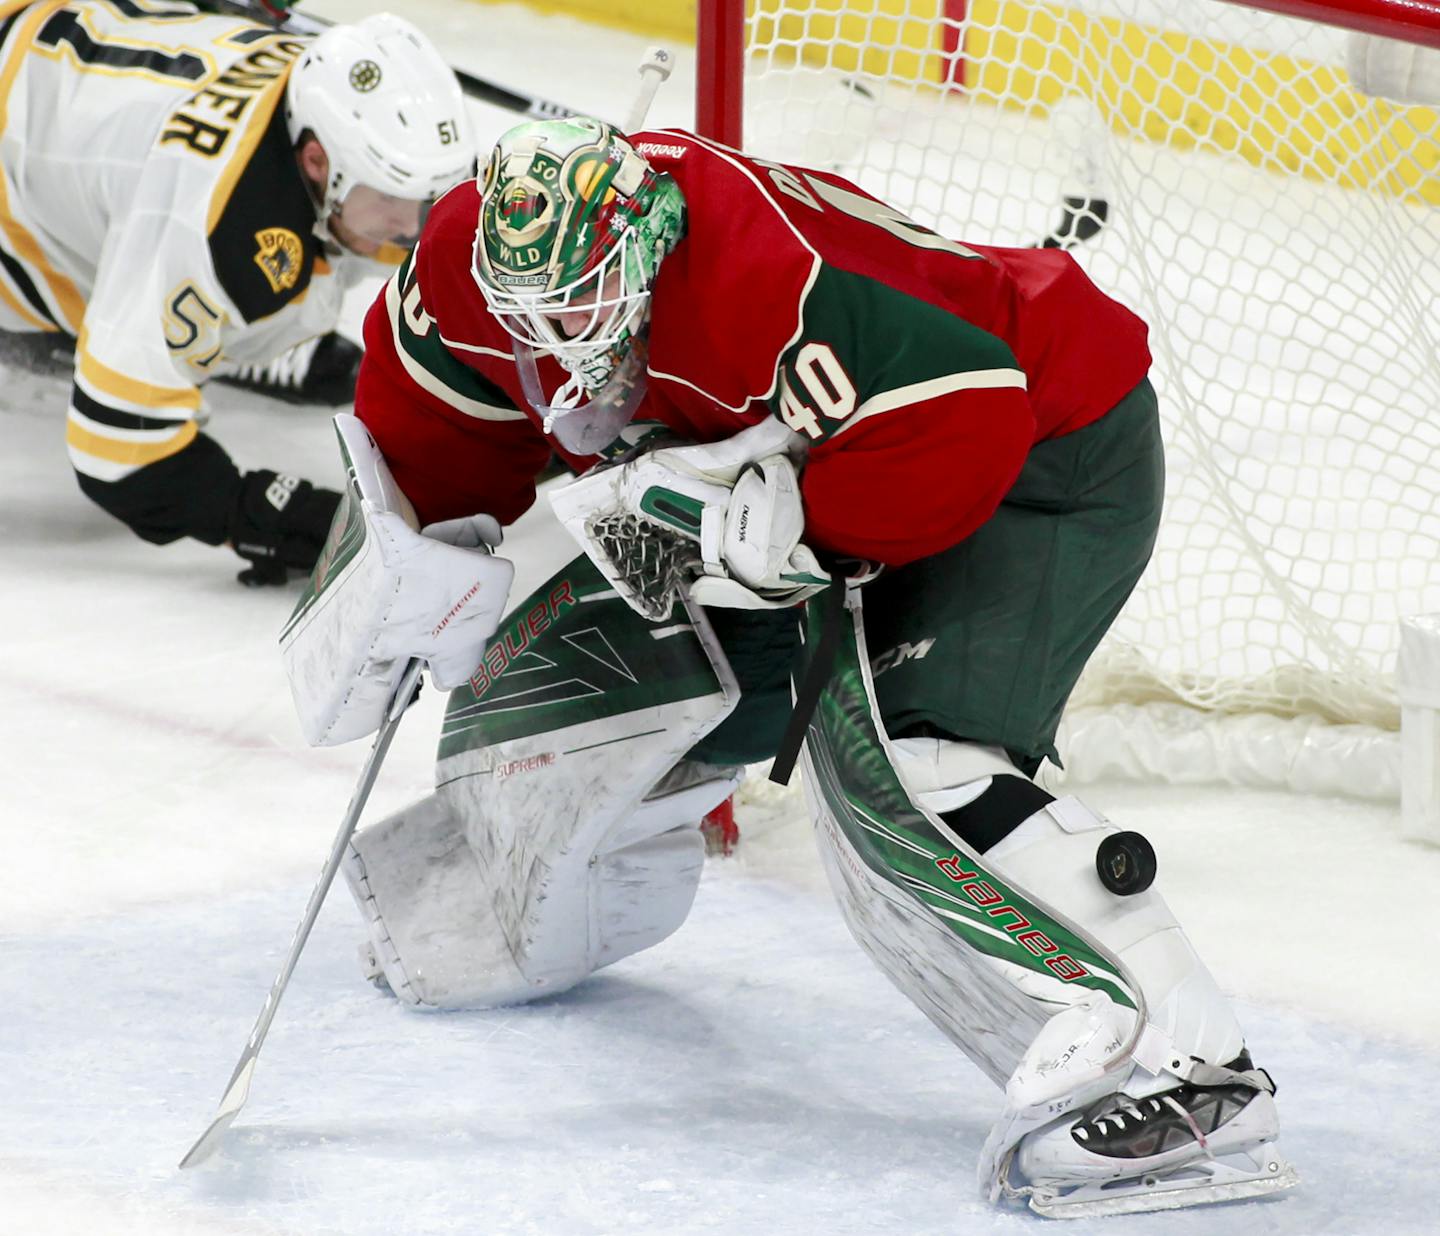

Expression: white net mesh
xmin=743 ymin=0 xmax=1440 ymax=734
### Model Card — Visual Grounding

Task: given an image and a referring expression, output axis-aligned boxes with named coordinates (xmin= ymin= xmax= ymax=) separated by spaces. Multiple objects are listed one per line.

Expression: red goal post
xmin=697 ymin=1 xmax=1440 ymax=146
xmin=690 ymin=0 xmax=1440 ymax=821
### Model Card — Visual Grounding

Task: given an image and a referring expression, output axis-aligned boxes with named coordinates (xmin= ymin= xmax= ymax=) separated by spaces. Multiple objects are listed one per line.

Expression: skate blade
xmin=1027 ymin=1152 xmax=1299 ymax=1219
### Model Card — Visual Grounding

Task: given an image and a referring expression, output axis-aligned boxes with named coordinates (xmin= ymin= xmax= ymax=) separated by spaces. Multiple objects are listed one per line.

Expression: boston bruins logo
xmin=253 ymin=227 xmax=303 ymax=294
xmin=349 ymin=59 xmax=382 ymax=92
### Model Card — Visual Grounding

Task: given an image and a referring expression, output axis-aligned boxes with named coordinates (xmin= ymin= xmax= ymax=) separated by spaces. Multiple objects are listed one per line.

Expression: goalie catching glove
xmin=549 ymin=418 xmax=830 ymax=621
xmin=279 ymin=414 xmax=514 ymax=746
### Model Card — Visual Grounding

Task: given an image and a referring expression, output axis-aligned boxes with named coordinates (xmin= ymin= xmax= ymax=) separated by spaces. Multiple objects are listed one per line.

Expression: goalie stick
xmin=199 ymin=0 xmax=578 ymax=120
xmin=178 ymin=659 xmax=424 ymax=1170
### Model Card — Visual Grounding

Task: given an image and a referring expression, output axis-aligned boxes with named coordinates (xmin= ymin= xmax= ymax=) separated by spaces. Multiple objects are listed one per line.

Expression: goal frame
xmin=695 ymin=0 xmax=1440 ymax=147
xmin=689 ymin=0 xmax=1440 ymax=832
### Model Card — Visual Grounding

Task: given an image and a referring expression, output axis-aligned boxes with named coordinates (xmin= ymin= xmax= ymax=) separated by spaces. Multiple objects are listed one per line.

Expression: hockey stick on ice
xmin=198 ymin=0 xmax=579 ymax=120
xmin=178 ymin=658 xmax=424 ymax=1170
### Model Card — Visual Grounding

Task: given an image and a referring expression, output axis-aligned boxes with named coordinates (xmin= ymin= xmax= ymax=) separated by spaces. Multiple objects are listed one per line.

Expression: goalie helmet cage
xmin=695 ymin=0 xmax=1440 ymax=807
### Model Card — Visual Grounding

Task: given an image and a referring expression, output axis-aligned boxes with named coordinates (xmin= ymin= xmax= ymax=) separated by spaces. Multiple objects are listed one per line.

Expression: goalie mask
xmin=286 ymin=14 xmax=475 ymax=266
xmin=472 ymin=118 xmax=686 ymax=450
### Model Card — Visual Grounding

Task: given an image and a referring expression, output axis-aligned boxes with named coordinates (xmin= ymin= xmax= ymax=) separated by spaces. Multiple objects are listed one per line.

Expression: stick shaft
xmin=179 ymin=660 xmax=423 ymax=1169
xmin=200 ymin=1 xmax=577 ymax=119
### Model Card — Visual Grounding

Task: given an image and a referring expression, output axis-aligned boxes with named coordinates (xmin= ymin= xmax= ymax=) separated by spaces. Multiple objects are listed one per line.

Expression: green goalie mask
xmin=472 ymin=118 xmax=686 ymax=407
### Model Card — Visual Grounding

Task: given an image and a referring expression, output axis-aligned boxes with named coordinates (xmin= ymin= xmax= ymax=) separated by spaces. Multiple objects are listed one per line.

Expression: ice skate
xmin=218 ymin=332 xmax=362 ymax=406
xmin=1005 ymin=1051 xmax=1299 ymax=1218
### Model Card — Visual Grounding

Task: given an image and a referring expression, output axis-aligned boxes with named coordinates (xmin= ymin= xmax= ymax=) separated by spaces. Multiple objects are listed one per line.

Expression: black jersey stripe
xmin=227 ymin=26 xmax=280 ymax=46
xmin=0 ymin=236 xmax=59 ymax=328
xmin=37 ymin=10 xmax=208 ymax=81
xmin=70 ymin=381 xmax=188 ymax=432
xmin=0 ymin=5 xmax=28 ymax=48
xmin=103 ymin=1 xmax=202 ymax=18
xmin=206 ymin=88 xmax=318 ymax=320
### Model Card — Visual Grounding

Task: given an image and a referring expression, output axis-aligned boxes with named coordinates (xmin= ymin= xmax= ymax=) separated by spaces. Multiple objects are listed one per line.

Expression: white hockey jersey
xmin=0 ymin=0 xmax=369 ymax=484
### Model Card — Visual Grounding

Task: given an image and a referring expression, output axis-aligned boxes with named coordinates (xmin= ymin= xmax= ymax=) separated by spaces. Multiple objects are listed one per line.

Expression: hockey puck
xmin=1095 ymin=830 xmax=1157 ymax=895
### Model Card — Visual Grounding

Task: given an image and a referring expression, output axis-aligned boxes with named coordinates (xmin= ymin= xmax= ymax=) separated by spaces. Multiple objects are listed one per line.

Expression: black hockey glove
xmin=229 ymin=469 xmax=342 ymax=587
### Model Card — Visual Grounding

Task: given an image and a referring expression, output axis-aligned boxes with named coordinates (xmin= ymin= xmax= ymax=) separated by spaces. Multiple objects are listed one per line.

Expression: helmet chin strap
xmin=513 ymin=338 xmax=650 ymax=456
xmin=294 ymin=141 xmax=346 ymax=255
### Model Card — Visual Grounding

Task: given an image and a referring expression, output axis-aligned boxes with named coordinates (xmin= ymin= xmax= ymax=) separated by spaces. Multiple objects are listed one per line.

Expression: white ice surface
xmin=2 ymin=4 xmax=1439 ymax=1233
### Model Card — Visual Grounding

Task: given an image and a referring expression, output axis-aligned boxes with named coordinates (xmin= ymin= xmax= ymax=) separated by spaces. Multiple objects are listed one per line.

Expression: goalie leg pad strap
xmin=892 ymin=734 xmax=1055 ymax=850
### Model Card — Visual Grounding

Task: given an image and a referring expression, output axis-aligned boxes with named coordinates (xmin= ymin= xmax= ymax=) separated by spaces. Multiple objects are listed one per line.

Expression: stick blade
xmin=178 ymin=1056 xmax=257 ymax=1169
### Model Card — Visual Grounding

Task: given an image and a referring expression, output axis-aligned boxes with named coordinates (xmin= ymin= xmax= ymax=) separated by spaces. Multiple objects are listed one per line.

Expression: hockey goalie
xmin=279 ymin=117 xmax=1298 ymax=1219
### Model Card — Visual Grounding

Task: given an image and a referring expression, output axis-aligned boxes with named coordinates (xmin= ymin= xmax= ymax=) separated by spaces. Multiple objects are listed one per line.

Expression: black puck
xmin=1095 ymin=830 xmax=1158 ymax=895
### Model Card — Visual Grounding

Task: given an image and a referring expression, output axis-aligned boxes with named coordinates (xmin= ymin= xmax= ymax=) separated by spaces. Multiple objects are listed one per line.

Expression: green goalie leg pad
xmin=798 ymin=588 xmax=1145 ymax=1088
xmin=343 ymin=553 xmax=741 ymax=1008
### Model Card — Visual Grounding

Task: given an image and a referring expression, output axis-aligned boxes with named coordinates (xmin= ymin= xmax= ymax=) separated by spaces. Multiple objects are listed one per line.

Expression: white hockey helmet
xmin=285 ymin=13 xmax=475 ymax=263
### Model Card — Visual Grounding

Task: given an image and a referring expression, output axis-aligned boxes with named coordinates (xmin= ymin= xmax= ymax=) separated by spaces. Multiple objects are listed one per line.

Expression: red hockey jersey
xmin=355 ymin=128 xmax=1151 ymax=566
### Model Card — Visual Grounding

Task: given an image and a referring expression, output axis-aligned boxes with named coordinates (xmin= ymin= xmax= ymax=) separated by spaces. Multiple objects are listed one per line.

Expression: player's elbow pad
xmin=279 ymin=414 xmax=514 ymax=746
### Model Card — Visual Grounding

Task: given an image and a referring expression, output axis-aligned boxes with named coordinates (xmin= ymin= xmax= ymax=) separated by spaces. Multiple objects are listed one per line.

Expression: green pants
xmin=692 ymin=379 xmax=1164 ymax=774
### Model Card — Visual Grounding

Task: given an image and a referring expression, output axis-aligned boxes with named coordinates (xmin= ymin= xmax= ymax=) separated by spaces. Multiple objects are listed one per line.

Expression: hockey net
xmin=699 ymin=0 xmax=1440 ymax=799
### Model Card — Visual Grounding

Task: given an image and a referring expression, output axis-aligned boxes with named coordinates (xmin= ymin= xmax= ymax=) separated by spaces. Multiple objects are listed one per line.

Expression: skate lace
xmin=1083 ymin=1094 xmax=1152 ymax=1136
xmin=1078 ymin=1088 xmax=1211 ymax=1150
xmin=229 ymin=336 xmax=321 ymax=388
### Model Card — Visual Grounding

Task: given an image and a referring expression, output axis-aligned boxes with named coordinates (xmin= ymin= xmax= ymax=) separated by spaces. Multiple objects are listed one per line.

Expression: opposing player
xmin=281 ymin=118 xmax=1297 ymax=1217
xmin=0 ymin=2 xmax=474 ymax=582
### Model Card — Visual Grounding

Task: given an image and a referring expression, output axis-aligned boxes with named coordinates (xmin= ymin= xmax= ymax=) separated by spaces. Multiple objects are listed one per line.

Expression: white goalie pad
xmin=280 ymin=414 xmax=515 ymax=746
xmin=346 ymin=757 xmax=740 ymax=1007
xmin=795 ymin=592 xmax=1252 ymax=1200
xmin=341 ymin=551 xmax=741 ymax=1008
xmin=972 ymin=794 xmax=1248 ymax=1199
